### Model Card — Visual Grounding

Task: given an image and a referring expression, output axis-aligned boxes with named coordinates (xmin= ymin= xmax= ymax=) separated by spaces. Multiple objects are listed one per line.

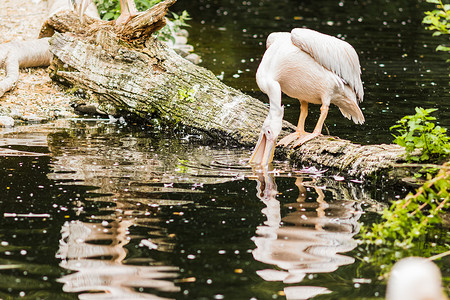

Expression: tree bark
xmin=278 ymin=136 xmax=407 ymax=179
xmin=47 ymin=8 xmax=410 ymax=180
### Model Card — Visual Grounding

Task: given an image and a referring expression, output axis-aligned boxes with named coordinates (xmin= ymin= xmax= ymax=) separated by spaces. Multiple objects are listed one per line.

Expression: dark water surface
xmin=0 ymin=121 xmax=384 ymax=300
xmin=0 ymin=0 xmax=449 ymax=299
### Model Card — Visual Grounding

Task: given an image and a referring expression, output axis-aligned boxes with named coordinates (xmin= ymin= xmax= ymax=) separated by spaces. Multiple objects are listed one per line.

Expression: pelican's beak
xmin=249 ymin=131 xmax=276 ymax=166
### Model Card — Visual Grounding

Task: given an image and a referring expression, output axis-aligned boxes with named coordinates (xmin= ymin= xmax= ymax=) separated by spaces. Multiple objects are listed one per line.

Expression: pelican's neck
xmin=268 ymin=102 xmax=283 ymax=120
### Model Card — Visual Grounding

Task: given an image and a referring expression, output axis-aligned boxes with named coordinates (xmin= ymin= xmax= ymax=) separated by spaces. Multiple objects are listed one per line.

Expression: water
xmin=0 ymin=0 xmax=449 ymax=299
xmin=0 ymin=121 xmax=384 ymax=299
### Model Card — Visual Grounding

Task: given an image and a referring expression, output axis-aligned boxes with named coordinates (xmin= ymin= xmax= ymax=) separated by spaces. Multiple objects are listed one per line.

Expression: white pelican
xmin=249 ymin=28 xmax=365 ymax=166
xmin=386 ymin=257 xmax=447 ymax=300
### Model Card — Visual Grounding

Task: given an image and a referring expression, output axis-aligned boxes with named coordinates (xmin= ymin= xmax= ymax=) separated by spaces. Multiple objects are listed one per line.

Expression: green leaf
xmin=102 ymin=12 xmax=116 ymax=20
xmin=436 ymin=45 xmax=450 ymax=51
xmin=390 ymin=107 xmax=450 ymax=162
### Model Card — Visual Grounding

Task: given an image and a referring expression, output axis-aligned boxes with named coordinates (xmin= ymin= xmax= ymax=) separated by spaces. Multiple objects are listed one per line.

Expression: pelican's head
xmin=249 ymin=107 xmax=284 ymax=166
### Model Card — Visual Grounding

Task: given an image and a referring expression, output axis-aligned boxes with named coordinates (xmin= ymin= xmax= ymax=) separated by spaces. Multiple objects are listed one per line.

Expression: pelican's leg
xmin=291 ymin=104 xmax=328 ymax=147
xmin=116 ymin=0 xmax=138 ymax=25
xmin=278 ymin=101 xmax=309 ymax=146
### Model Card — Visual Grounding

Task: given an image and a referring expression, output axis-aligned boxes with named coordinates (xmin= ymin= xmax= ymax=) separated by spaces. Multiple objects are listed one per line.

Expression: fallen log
xmin=278 ymin=136 xmax=407 ymax=179
xmin=45 ymin=3 xmax=409 ymax=180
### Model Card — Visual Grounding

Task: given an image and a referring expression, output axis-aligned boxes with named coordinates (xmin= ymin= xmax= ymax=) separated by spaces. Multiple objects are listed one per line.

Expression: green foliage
xmin=359 ymin=164 xmax=450 ymax=275
xmin=158 ymin=10 xmax=191 ymax=43
xmin=178 ymin=88 xmax=196 ymax=103
xmin=175 ymin=159 xmax=189 ymax=173
xmin=361 ymin=112 xmax=449 ymax=276
xmin=390 ymin=107 xmax=450 ymax=162
xmin=423 ymin=0 xmax=450 ymax=54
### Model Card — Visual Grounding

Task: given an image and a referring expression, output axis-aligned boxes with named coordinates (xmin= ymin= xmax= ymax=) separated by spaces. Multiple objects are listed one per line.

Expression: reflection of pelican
xmin=251 ymin=171 xmax=362 ymax=299
xmin=386 ymin=257 xmax=447 ymax=300
xmin=56 ymin=220 xmax=180 ymax=299
xmin=249 ymin=28 xmax=364 ymax=165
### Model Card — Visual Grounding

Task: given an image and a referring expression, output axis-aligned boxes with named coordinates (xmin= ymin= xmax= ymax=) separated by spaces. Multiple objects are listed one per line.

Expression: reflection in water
xmin=0 ymin=124 xmax=50 ymax=156
xmin=45 ymin=122 xmax=372 ymax=299
xmin=56 ymin=220 xmax=180 ymax=299
xmin=0 ymin=121 xmax=387 ymax=299
xmin=251 ymin=171 xmax=362 ymax=300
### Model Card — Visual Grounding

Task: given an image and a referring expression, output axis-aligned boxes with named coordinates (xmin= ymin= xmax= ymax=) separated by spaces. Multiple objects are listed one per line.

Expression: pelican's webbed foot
xmin=278 ymin=131 xmax=303 ymax=147
xmin=278 ymin=131 xmax=321 ymax=148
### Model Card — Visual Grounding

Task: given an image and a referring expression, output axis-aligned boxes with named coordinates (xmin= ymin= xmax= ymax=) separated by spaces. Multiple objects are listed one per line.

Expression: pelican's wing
xmin=266 ymin=32 xmax=291 ymax=49
xmin=290 ymin=28 xmax=364 ymax=102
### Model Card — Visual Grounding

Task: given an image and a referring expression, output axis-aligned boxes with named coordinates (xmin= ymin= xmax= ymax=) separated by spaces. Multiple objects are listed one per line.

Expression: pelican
xmin=249 ymin=28 xmax=365 ymax=165
xmin=386 ymin=257 xmax=447 ymax=300
xmin=70 ymin=0 xmax=138 ymax=25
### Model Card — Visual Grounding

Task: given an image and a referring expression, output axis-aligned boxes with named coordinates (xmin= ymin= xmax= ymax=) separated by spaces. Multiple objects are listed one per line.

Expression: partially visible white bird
xmin=249 ymin=28 xmax=365 ymax=166
xmin=386 ymin=257 xmax=447 ymax=300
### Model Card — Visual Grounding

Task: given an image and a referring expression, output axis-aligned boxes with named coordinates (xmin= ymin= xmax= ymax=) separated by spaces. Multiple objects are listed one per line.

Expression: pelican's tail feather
xmin=338 ymin=101 xmax=365 ymax=124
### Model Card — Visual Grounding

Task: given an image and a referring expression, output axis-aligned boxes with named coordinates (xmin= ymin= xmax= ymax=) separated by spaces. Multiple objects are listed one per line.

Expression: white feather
xmin=290 ymin=28 xmax=364 ymax=102
xmin=266 ymin=32 xmax=289 ymax=49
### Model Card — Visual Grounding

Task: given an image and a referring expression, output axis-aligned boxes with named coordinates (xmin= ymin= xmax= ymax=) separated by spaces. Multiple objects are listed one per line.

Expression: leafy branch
xmin=390 ymin=107 xmax=450 ymax=162
xmin=358 ymin=163 xmax=449 ymax=274
xmin=423 ymin=0 xmax=450 ymax=53
xmin=359 ymin=108 xmax=449 ymax=276
xmin=362 ymin=164 xmax=449 ymax=244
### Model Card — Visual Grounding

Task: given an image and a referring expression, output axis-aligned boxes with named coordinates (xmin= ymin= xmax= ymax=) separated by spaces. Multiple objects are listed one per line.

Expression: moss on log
xmin=47 ymin=8 xmax=409 ymax=181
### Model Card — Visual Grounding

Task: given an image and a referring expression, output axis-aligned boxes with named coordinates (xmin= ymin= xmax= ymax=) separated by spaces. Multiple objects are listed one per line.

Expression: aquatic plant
xmin=360 ymin=107 xmax=450 ymax=274
xmin=358 ymin=109 xmax=449 ymax=277
xmin=390 ymin=107 xmax=450 ymax=162
xmin=423 ymin=0 xmax=450 ymax=55
xmin=358 ymin=163 xmax=449 ymax=275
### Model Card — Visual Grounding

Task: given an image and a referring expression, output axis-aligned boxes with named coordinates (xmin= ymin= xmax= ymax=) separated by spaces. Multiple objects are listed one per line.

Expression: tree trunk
xmin=49 ymin=31 xmax=296 ymax=144
xmin=47 ymin=8 xmax=409 ymax=180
